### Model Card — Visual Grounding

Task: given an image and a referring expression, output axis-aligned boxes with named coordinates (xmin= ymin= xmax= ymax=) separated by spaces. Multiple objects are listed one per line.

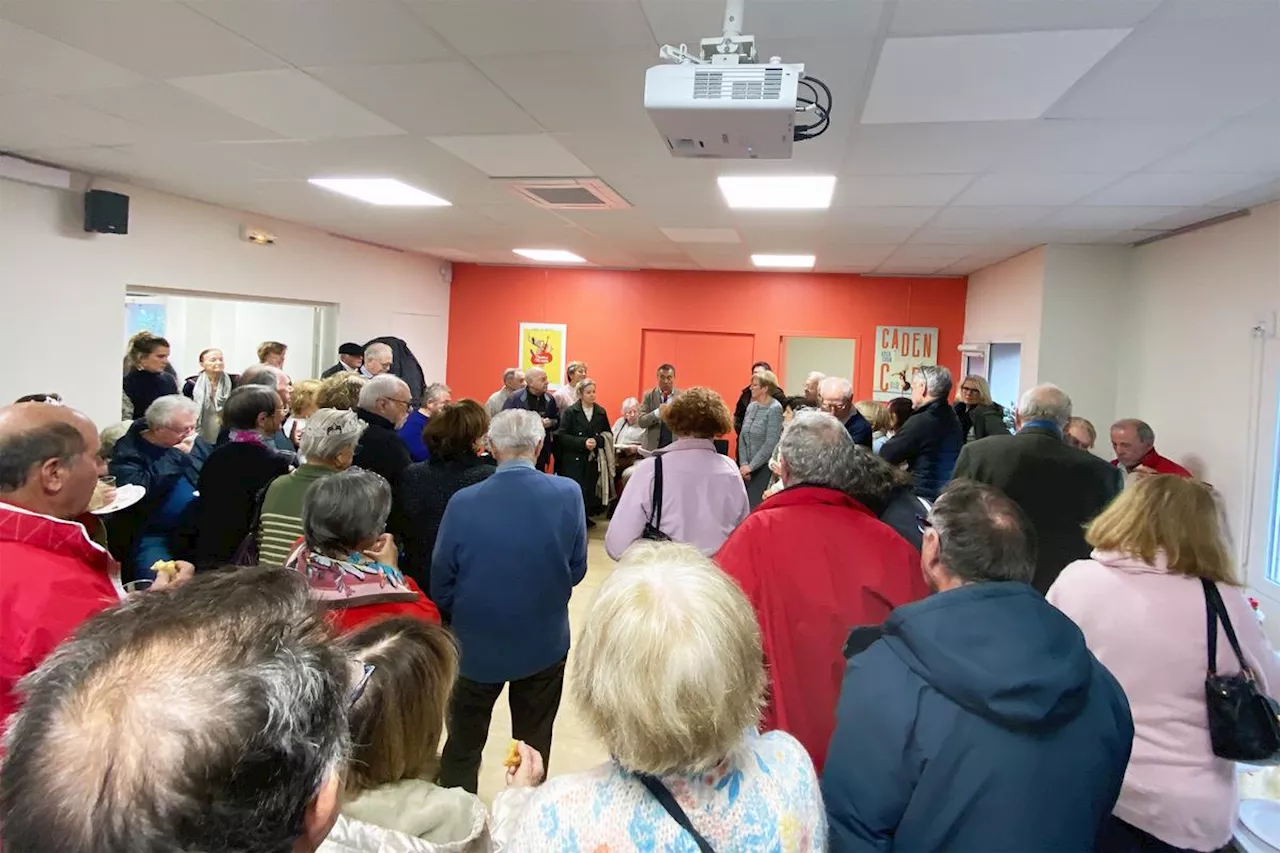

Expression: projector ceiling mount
xmin=644 ymin=0 xmax=832 ymax=158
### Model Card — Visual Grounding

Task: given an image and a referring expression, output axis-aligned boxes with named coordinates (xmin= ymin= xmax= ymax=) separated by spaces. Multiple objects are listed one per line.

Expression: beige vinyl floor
xmin=472 ymin=524 xmax=615 ymax=805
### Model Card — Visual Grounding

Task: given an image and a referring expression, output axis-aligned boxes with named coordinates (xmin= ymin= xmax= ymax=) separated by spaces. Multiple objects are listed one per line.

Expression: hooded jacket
xmin=822 ymin=582 xmax=1133 ymax=852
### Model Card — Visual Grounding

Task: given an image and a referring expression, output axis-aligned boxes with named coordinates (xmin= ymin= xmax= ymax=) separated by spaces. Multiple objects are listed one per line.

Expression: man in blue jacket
xmin=431 ymin=408 xmax=588 ymax=793
xmin=822 ymin=480 xmax=1133 ymax=852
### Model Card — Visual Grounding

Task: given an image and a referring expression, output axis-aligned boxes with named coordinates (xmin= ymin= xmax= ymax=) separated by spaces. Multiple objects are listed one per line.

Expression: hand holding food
xmin=149 ymin=560 xmax=195 ymax=591
xmin=504 ymin=740 xmax=545 ymax=789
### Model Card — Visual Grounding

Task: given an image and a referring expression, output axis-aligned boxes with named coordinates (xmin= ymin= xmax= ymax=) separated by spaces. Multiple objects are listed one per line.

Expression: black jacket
xmin=556 ymin=402 xmax=611 ymax=511
xmin=320 ymin=362 xmax=349 ymax=379
xmin=876 ymin=485 xmax=931 ymax=552
xmin=399 ymin=456 xmax=496 ymax=590
xmin=955 ymin=401 xmax=1011 ymax=442
xmin=844 ymin=410 xmax=873 ymax=449
xmin=953 ymin=426 xmax=1123 ymax=592
xmin=733 ymin=384 xmax=787 ymax=435
xmin=122 ymin=369 xmax=178 ymax=418
xmin=503 ymin=388 xmax=560 ymax=470
xmin=823 ymin=582 xmax=1133 ymax=852
xmin=193 ymin=440 xmax=290 ymax=569
xmin=353 ymin=409 xmax=414 ymax=494
xmin=365 ymin=336 xmax=426 ymax=404
xmin=879 ymin=399 xmax=963 ymax=501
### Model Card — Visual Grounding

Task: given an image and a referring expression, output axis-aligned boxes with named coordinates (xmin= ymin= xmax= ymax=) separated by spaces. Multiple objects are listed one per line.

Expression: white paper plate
xmin=1240 ymin=799 xmax=1280 ymax=850
xmin=91 ymin=483 xmax=146 ymax=515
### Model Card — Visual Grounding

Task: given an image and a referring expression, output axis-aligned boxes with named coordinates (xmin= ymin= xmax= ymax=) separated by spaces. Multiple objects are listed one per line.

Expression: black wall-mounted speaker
xmin=84 ymin=189 xmax=129 ymax=234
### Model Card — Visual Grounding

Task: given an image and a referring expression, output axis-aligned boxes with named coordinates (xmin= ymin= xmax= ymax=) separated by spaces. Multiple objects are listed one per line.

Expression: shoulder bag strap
xmin=636 ymin=774 xmax=714 ymax=853
xmin=1203 ymin=577 xmax=1251 ymax=678
xmin=648 ymin=454 xmax=664 ymax=531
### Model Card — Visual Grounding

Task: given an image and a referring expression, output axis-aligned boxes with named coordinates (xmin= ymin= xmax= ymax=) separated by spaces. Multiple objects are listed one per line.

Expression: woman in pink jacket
xmin=1048 ymin=474 xmax=1280 ymax=853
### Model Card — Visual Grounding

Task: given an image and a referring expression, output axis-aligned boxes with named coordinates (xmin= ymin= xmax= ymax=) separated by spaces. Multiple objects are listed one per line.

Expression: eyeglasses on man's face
xmin=383 ymin=396 xmax=412 ymax=411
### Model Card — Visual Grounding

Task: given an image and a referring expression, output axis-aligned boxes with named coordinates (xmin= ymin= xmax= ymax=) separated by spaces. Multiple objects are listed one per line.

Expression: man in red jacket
xmin=1110 ymin=418 xmax=1192 ymax=478
xmin=716 ymin=411 xmax=929 ymax=772
xmin=0 ymin=403 xmax=123 ymax=734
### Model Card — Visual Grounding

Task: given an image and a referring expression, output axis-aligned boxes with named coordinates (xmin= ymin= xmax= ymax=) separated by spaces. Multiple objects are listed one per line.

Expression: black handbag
xmin=642 ymin=454 xmax=671 ymax=541
xmin=1202 ymin=578 xmax=1280 ymax=764
xmin=636 ymin=774 xmax=714 ymax=852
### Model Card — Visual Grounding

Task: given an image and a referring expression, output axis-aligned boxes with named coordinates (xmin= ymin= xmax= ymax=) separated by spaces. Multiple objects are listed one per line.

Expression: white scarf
xmin=192 ymin=371 xmax=232 ymax=416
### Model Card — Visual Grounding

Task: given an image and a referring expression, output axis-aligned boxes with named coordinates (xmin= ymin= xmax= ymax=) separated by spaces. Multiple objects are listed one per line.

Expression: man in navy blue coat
xmin=431 ymin=408 xmax=588 ymax=793
xmin=502 ymin=367 xmax=559 ymax=470
xmin=822 ymin=480 xmax=1133 ymax=852
xmin=817 ymin=376 xmax=872 ymax=448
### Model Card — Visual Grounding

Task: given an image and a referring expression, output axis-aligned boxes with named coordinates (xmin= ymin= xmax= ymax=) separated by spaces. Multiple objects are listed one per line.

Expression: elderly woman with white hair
xmin=256 ymin=408 xmax=366 ymax=565
xmin=503 ymin=541 xmax=825 ymax=851
xmin=611 ymin=396 xmax=649 ymax=492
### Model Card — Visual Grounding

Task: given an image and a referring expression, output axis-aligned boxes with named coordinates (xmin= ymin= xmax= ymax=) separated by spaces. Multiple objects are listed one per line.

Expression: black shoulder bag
xmin=642 ymin=455 xmax=671 ymax=542
xmin=636 ymin=774 xmax=714 ymax=852
xmin=1203 ymin=578 xmax=1280 ymax=763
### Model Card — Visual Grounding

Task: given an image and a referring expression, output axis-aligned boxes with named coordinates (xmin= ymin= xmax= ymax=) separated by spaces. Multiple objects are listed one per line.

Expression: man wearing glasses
xmin=353 ymin=375 xmax=415 ymax=510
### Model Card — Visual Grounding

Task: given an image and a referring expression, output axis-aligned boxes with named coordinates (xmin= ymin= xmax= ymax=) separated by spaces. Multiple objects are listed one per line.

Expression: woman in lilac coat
xmin=605 ymin=387 xmax=747 ymax=559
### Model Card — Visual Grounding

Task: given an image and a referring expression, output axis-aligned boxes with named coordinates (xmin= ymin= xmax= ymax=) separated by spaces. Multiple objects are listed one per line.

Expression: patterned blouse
xmin=502 ymin=730 xmax=825 ymax=852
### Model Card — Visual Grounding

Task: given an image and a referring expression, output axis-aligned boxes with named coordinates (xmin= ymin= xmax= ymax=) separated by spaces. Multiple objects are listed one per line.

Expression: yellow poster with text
xmin=519 ymin=323 xmax=568 ymax=387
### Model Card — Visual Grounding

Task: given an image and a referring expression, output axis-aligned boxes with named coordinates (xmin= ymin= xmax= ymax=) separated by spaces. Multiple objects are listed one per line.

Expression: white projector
xmin=644 ymin=62 xmax=804 ymax=160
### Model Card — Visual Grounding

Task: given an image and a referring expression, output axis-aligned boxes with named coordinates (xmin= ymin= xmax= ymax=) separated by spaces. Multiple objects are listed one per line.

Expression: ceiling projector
xmin=644 ymin=0 xmax=831 ymax=160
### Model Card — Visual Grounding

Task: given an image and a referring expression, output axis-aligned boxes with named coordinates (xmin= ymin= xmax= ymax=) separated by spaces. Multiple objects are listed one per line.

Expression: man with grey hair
xmin=803 ymin=371 xmax=826 ymax=408
xmin=0 ymin=567 xmax=352 ymax=853
xmin=716 ymin=410 xmax=928 ymax=771
xmin=503 ymin=366 xmax=560 ymax=469
xmin=824 ymin=480 xmax=1133 ymax=852
xmin=431 ymin=409 xmax=587 ymax=793
xmin=362 ymin=342 xmax=394 ymax=377
xmin=1110 ymin=417 xmax=1190 ymax=478
xmin=109 ymin=393 xmax=211 ymax=574
xmin=233 ymin=363 xmax=295 ymax=452
xmin=638 ymin=363 xmax=679 ymax=449
xmin=486 ymin=367 xmax=525 ymax=418
xmin=879 ymin=365 xmax=963 ymax=499
xmin=817 ymin=376 xmax=872 ymax=448
xmin=954 ymin=383 xmax=1122 ymax=591
xmin=396 ymin=382 xmax=452 ymax=463
xmin=353 ymin=374 xmax=414 ymax=501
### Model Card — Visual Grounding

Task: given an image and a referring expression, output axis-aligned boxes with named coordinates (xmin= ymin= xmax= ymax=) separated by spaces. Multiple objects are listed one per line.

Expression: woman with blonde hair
xmin=953 ymin=374 xmax=1010 ymax=442
xmin=315 ymin=371 xmax=366 ymax=410
xmin=122 ymin=332 xmax=179 ymax=418
xmin=319 ymin=617 xmax=538 ymax=853
xmin=504 ymin=542 xmax=825 ymax=851
xmin=555 ymin=377 xmax=611 ymax=526
xmin=1048 ymin=475 xmax=1280 ymax=853
xmin=553 ymin=360 xmax=589 ymax=414
xmin=855 ymin=400 xmax=892 ymax=452
xmin=738 ymin=369 xmax=784 ymax=507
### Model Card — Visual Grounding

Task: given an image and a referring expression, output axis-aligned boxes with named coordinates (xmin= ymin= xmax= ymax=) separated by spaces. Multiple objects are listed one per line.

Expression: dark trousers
xmin=438 ymin=657 xmax=566 ymax=793
xmin=1096 ymin=815 xmax=1215 ymax=853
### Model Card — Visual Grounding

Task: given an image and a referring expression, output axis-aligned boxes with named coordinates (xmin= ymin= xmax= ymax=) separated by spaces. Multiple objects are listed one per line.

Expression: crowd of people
xmin=0 ymin=332 xmax=1273 ymax=853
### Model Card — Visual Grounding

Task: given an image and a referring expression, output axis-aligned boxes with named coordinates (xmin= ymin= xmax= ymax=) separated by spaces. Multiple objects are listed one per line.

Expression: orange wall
xmin=446 ymin=265 xmax=968 ymax=419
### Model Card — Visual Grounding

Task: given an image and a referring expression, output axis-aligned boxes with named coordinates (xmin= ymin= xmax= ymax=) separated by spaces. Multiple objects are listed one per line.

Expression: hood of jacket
xmin=882 ymin=582 xmax=1095 ymax=731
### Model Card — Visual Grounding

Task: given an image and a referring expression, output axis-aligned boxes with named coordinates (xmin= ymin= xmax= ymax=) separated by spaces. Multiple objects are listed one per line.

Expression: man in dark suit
xmin=637 ymin=363 xmax=679 ymax=449
xmin=503 ymin=367 xmax=559 ymax=470
xmin=952 ymin=383 xmax=1122 ymax=593
xmin=320 ymin=342 xmax=364 ymax=378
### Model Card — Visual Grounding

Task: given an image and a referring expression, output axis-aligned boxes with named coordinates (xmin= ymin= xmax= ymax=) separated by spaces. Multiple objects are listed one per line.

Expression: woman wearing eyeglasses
xmin=954 ymin=375 xmax=1011 ymax=443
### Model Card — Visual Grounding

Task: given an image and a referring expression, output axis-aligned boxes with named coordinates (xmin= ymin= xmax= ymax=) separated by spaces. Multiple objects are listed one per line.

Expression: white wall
xmin=962 ymin=247 xmax=1045 ymax=394
xmin=1039 ymin=245 xmax=1132 ymax=433
xmin=0 ymin=177 xmax=450 ymax=426
xmin=1120 ymin=202 xmax=1280 ymax=598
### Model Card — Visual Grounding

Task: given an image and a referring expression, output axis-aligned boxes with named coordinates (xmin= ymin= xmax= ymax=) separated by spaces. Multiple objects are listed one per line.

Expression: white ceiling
xmin=2 ymin=0 xmax=1278 ymax=275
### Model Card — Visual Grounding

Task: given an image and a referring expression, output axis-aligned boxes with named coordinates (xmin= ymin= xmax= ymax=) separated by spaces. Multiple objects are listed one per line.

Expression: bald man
xmin=0 ymin=404 xmax=193 ymax=735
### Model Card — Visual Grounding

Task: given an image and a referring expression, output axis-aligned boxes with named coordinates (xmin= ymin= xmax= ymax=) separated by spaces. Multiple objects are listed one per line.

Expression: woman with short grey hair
xmin=257 ymin=409 xmax=366 ymax=565
xmin=285 ymin=468 xmax=441 ymax=632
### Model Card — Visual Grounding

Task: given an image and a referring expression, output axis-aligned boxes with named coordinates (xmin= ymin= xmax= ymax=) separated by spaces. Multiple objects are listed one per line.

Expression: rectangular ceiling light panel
xmin=718 ymin=175 xmax=837 ymax=209
xmin=752 ymin=254 xmax=816 ymax=268
xmin=513 ymin=248 xmax=587 ymax=263
xmin=862 ymin=29 xmax=1132 ymax=124
xmin=308 ymin=177 xmax=451 ymax=206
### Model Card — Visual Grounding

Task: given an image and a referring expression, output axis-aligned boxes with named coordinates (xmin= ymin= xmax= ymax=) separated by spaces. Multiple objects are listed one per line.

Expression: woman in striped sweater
xmin=257 ymin=408 xmax=365 ymax=565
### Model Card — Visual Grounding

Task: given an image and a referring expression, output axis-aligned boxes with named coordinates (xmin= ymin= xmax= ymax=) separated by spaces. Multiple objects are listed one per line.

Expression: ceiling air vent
xmin=693 ymin=66 xmax=784 ymax=101
xmin=506 ymin=178 xmax=631 ymax=211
